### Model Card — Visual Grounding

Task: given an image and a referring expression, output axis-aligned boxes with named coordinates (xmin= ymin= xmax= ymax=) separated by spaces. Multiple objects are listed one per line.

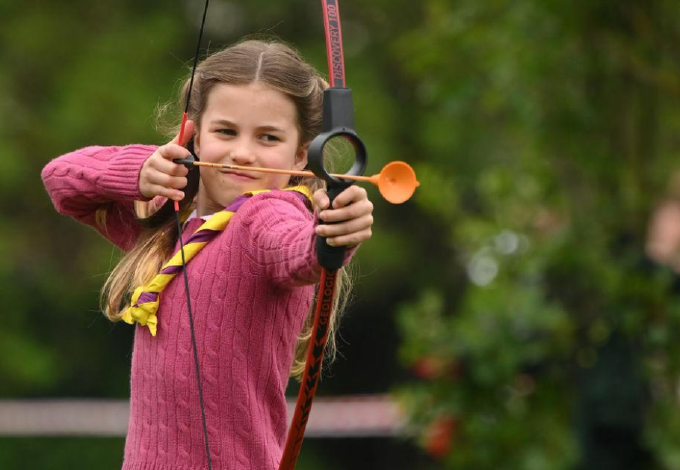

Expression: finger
xmin=319 ymin=199 xmax=373 ymax=223
xmin=158 ymin=143 xmax=193 ymax=163
xmin=313 ymin=188 xmax=330 ymax=210
xmin=330 ymin=185 xmax=367 ymax=209
xmin=146 ymin=171 xmax=188 ymax=190
xmin=146 ymin=184 xmax=185 ymax=202
xmin=315 ymin=214 xmax=374 ymax=239
xmin=151 ymin=152 xmax=189 ymax=177
xmin=172 ymin=119 xmax=195 ymax=146
xmin=322 ymin=227 xmax=373 ymax=248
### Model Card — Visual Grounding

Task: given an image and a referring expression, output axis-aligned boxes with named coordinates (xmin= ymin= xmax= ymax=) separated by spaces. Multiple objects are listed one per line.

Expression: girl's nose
xmin=229 ymin=141 xmax=256 ymax=165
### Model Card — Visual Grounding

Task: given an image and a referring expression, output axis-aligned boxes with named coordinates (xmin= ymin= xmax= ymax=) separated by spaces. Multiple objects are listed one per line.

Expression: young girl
xmin=41 ymin=40 xmax=373 ymax=469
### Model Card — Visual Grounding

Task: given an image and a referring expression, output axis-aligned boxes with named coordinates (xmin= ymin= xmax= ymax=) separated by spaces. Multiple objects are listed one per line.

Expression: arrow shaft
xmin=191 ymin=161 xmax=375 ymax=183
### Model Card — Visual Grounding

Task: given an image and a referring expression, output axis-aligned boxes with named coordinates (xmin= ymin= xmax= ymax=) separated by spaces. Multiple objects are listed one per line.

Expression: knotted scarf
xmin=121 ymin=186 xmax=313 ymax=335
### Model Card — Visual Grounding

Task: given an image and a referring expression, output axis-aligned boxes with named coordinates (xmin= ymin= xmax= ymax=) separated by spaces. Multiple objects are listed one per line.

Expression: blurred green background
xmin=3 ymin=0 xmax=680 ymax=468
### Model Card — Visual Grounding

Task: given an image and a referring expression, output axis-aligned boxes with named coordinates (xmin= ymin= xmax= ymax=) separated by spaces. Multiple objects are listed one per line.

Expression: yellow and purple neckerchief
xmin=121 ymin=186 xmax=313 ymax=336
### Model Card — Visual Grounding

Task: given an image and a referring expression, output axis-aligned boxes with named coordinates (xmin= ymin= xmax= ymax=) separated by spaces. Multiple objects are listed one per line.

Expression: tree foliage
xmin=394 ymin=0 xmax=680 ymax=468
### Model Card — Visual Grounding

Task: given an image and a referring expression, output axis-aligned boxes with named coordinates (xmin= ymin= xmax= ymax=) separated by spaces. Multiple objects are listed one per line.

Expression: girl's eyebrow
xmin=211 ymin=119 xmax=286 ymax=133
xmin=258 ymin=125 xmax=286 ymax=133
xmin=212 ymin=119 xmax=238 ymax=127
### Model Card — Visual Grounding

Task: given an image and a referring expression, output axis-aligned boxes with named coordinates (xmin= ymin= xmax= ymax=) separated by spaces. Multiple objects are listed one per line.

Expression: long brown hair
xmin=100 ymin=39 xmax=353 ymax=378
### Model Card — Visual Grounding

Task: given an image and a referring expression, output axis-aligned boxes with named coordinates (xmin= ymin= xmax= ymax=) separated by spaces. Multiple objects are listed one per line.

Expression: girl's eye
xmin=261 ymin=134 xmax=281 ymax=142
xmin=218 ymin=129 xmax=236 ymax=136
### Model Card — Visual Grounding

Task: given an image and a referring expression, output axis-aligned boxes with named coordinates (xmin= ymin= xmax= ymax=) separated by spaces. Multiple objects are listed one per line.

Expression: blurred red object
xmin=412 ymin=356 xmax=463 ymax=380
xmin=412 ymin=356 xmax=445 ymax=379
xmin=424 ymin=415 xmax=457 ymax=459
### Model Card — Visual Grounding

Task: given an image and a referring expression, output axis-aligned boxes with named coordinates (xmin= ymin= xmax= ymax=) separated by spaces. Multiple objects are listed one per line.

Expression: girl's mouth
xmin=219 ymin=170 xmax=257 ymax=181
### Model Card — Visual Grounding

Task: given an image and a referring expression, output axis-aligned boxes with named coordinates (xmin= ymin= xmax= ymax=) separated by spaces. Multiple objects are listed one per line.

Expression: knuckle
xmin=320 ymin=224 xmax=333 ymax=236
xmin=161 ymin=174 xmax=177 ymax=188
xmin=155 ymin=173 xmax=169 ymax=186
xmin=156 ymin=173 xmax=170 ymax=185
xmin=173 ymin=176 xmax=188 ymax=189
xmin=145 ymin=171 xmax=159 ymax=185
xmin=161 ymin=144 xmax=179 ymax=159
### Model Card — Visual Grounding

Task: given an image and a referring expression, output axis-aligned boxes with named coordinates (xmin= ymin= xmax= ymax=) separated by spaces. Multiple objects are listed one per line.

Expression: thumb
xmin=313 ymin=188 xmax=330 ymax=210
xmin=172 ymin=119 xmax=195 ymax=147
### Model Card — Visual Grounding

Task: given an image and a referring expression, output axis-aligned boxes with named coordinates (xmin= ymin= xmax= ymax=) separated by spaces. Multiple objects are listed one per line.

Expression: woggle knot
xmin=121 ymin=286 xmax=160 ymax=336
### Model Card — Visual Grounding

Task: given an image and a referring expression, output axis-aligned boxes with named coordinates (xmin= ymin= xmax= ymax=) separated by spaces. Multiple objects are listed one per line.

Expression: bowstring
xmin=174 ymin=0 xmax=213 ymax=468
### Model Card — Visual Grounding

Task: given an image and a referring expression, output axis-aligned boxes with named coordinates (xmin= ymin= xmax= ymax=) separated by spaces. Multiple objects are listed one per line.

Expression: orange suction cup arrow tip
xmin=372 ymin=161 xmax=420 ymax=204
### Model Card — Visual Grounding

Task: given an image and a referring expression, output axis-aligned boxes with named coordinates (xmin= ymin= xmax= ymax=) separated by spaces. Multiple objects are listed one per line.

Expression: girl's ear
xmin=193 ymin=131 xmax=201 ymax=155
xmin=294 ymin=142 xmax=309 ymax=171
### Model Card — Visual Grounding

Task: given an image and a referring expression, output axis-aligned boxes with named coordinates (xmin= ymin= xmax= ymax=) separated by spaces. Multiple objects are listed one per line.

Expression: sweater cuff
xmin=95 ymin=145 xmax=156 ymax=201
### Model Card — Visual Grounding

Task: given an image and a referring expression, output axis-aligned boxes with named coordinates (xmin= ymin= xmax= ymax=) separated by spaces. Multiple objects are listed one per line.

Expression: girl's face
xmin=193 ymin=82 xmax=308 ymax=216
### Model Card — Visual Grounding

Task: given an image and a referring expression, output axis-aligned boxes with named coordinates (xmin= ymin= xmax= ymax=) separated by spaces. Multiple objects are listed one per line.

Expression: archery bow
xmin=278 ymin=0 xmax=366 ymax=468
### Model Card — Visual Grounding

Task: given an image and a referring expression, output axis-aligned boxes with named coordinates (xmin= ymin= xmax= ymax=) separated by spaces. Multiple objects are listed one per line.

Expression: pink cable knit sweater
xmin=41 ymin=144 xmax=355 ymax=470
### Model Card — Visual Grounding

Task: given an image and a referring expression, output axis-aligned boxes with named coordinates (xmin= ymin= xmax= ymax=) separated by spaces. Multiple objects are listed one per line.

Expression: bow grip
xmin=315 ymin=184 xmax=351 ymax=270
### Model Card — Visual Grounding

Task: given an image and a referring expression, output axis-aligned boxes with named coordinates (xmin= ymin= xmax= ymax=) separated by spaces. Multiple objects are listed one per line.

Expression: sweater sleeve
xmin=234 ymin=190 xmax=358 ymax=288
xmin=41 ymin=144 xmax=160 ymax=251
